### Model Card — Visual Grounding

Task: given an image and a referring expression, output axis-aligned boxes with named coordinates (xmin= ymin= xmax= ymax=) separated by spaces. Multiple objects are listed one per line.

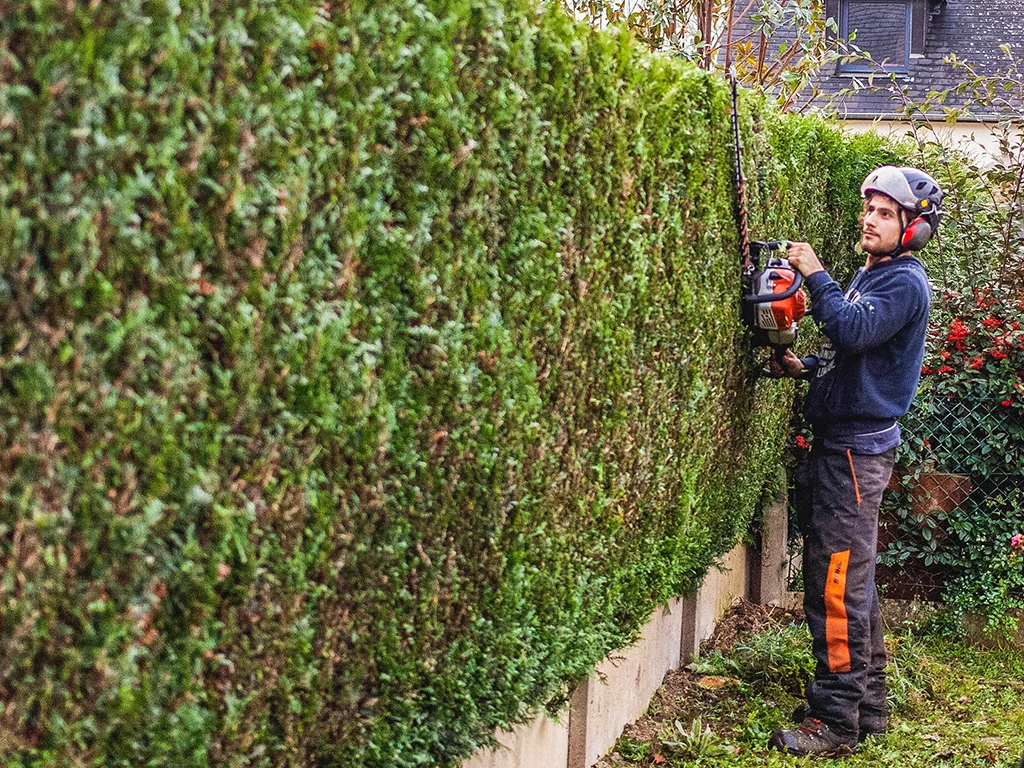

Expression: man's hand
xmin=786 ymin=241 xmax=825 ymax=277
xmin=768 ymin=348 xmax=806 ymax=379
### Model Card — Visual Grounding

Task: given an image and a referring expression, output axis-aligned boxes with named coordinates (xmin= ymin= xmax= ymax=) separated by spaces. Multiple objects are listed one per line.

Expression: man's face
xmin=860 ymin=193 xmax=905 ymax=255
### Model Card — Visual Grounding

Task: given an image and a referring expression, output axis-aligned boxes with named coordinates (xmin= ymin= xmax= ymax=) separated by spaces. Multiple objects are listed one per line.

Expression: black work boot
xmin=792 ymin=702 xmax=886 ymax=743
xmin=769 ymin=717 xmax=857 ymax=757
xmin=857 ymin=713 xmax=887 ymax=743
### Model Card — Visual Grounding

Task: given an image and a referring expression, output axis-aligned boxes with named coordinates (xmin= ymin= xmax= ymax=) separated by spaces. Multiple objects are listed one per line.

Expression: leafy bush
xmin=615 ymin=735 xmax=654 ymax=762
xmin=882 ymin=275 xmax=1024 ymax=585
xmin=729 ymin=621 xmax=815 ymax=695
xmin=943 ymin=532 xmax=1024 ymax=639
xmin=916 ymin=284 xmax=1024 ymax=475
xmin=659 ymin=717 xmax=736 ymax=761
xmin=0 ymin=0 xmax=896 ymax=765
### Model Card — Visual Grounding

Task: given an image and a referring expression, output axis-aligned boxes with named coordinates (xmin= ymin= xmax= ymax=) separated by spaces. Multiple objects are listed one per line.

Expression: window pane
xmin=846 ymin=1 xmax=908 ymax=68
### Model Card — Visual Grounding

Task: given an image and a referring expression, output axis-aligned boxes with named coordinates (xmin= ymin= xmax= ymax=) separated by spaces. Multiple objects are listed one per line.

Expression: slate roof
xmin=727 ymin=0 xmax=1024 ymax=120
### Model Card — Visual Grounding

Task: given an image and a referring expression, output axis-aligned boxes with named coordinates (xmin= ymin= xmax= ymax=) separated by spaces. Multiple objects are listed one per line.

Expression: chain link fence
xmin=878 ymin=394 xmax=1024 ymax=601
xmin=786 ymin=396 xmax=1024 ymax=601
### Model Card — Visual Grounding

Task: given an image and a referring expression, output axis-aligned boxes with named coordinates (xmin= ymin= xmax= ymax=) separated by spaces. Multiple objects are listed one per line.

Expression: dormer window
xmin=839 ymin=0 xmax=912 ymax=72
xmin=825 ymin=0 xmax=929 ymax=75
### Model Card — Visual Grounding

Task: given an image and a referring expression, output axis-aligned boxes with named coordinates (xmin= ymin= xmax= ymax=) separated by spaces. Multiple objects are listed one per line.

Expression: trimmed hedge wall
xmin=0 ymin=1 xmax=896 ymax=765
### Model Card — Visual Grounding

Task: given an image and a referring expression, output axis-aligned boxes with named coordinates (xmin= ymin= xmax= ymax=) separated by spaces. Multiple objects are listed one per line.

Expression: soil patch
xmin=595 ymin=599 xmax=805 ymax=766
xmin=699 ymin=599 xmax=803 ymax=656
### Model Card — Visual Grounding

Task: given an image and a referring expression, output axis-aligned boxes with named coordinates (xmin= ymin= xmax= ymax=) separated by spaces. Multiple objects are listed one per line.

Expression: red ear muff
xmin=901 ymin=217 xmax=932 ymax=251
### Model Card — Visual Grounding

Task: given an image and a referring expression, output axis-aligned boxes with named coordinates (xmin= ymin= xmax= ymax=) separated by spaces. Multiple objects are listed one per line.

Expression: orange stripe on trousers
xmin=825 ymin=550 xmax=851 ymax=673
xmin=846 ymin=449 xmax=861 ymax=504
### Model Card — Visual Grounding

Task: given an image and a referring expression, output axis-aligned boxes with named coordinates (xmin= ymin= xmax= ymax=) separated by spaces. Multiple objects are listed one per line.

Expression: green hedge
xmin=0 ymin=1 xmax=896 ymax=765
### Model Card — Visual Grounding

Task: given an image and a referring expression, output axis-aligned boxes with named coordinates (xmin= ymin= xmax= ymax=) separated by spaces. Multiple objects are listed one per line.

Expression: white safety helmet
xmin=861 ymin=166 xmax=944 ymax=252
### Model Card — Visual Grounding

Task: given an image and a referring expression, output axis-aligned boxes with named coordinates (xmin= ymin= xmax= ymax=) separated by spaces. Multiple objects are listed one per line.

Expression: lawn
xmin=598 ymin=601 xmax=1024 ymax=767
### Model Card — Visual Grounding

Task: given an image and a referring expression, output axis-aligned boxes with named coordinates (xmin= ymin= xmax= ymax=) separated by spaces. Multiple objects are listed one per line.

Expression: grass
xmin=600 ymin=603 xmax=1024 ymax=768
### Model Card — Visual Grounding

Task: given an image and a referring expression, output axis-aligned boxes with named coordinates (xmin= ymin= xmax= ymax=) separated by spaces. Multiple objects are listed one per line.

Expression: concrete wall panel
xmin=466 ymin=536 xmax=772 ymax=768
xmin=682 ymin=543 xmax=750 ymax=663
xmin=567 ymin=597 xmax=685 ymax=768
xmin=463 ymin=713 xmax=570 ymax=768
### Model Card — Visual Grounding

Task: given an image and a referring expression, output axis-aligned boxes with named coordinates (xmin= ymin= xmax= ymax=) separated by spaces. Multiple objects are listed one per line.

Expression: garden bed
xmin=598 ymin=600 xmax=1024 ymax=767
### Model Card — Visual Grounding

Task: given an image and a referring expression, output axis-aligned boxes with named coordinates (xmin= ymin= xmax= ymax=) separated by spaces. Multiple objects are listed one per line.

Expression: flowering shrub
xmin=881 ymin=276 xmax=1024 ymax=603
xmin=877 ymin=249 xmax=1024 ymax=619
xmin=945 ymin=532 xmax=1024 ymax=638
xmin=901 ymin=278 xmax=1024 ymax=476
xmin=920 ymin=286 xmax=1024 ymax=424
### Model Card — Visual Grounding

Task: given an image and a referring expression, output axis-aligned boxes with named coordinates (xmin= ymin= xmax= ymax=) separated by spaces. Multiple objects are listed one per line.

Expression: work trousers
xmin=794 ymin=447 xmax=895 ymax=742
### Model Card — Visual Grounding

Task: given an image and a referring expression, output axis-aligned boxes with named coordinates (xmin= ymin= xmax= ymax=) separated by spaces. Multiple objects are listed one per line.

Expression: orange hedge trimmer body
xmin=742 ymin=240 xmax=806 ymax=349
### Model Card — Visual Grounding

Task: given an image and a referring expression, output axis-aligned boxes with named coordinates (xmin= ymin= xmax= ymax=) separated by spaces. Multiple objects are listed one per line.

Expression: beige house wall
xmin=841 ymin=119 xmax=1011 ymax=162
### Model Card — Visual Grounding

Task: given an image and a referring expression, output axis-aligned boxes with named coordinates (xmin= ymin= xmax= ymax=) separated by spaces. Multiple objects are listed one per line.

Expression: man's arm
xmin=786 ymin=242 xmax=927 ymax=354
xmin=802 ymin=271 xmax=926 ymax=353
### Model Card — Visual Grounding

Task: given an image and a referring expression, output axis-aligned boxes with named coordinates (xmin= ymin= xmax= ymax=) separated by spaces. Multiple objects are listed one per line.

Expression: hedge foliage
xmin=0 ymin=1 xmax=896 ymax=765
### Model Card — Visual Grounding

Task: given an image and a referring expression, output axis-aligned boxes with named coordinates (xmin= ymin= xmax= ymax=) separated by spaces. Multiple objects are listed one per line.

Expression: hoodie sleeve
xmin=804 ymin=267 xmax=929 ymax=354
xmin=798 ymin=355 xmax=819 ymax=380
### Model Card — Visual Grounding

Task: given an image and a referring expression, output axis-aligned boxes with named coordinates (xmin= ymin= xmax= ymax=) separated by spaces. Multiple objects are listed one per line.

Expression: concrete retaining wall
xmin=463 ymin=482 xmax=791 ymax=768
xmin=568 ymin=597 xmax=688 ymax=768
xmin=464 ymin=715 xmax=571 ymax=768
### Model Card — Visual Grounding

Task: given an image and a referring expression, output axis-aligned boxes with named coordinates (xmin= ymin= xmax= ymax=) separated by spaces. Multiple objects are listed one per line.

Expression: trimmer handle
xmin=752 ymin=239 xmax=791 ymax=254
xmin=760 ymin=345 xmax=792 ymax=379
xmin=742 ymin=261 xmax=803 ymax=303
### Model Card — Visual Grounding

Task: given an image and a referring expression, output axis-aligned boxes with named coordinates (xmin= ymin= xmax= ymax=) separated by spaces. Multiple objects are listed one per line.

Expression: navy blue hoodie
xmin=799 ymin=257 xmax=931 ymax=454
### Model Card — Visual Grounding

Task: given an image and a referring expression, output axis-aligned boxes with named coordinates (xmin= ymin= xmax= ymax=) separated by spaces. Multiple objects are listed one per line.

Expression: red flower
xmin=795 ymin=435 xmax=810 ymax=449
xmin=981 ymin=315 xmax=1002 ymax=329
xmin=921 ymin=365 xmax=935 ymax=375
xmin=1002 ymin=400 xmax=1014 ymax=407
xmin=937 ymin=365 xmax=954 ymax=374
xmin=970 ymin=356 xmax=985 ymax=370
xmin=940 ymin=351 xmax=951 ymax=359
xmin=947 ymin=318 xmax=970 ymax=343
xmin=991 ymin=350 xmax=1010 ymax=360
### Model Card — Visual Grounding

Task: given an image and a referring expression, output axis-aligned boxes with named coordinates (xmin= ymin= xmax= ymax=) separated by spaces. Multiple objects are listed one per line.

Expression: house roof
xmin=727 ymin=0 xmax=1024 ymax=121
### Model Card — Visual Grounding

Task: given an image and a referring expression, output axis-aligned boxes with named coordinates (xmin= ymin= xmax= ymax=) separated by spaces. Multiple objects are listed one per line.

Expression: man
xmin=766 ymin=166 xmax=944 ymax=756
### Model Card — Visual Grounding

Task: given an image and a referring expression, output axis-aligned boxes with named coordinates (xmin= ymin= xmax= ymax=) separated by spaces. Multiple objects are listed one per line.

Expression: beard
xmin=860 ymin=233 xmax=898 ymax=255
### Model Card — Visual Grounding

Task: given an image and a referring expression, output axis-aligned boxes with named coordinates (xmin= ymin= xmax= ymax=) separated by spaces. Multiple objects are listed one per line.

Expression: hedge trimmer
xmin=730 ymin=67 xmax=806 ymax=375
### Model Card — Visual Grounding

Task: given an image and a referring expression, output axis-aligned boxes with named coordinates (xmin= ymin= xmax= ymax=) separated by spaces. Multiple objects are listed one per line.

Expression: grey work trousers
xmin=794 ymin=447 xmax=896 ymax=742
